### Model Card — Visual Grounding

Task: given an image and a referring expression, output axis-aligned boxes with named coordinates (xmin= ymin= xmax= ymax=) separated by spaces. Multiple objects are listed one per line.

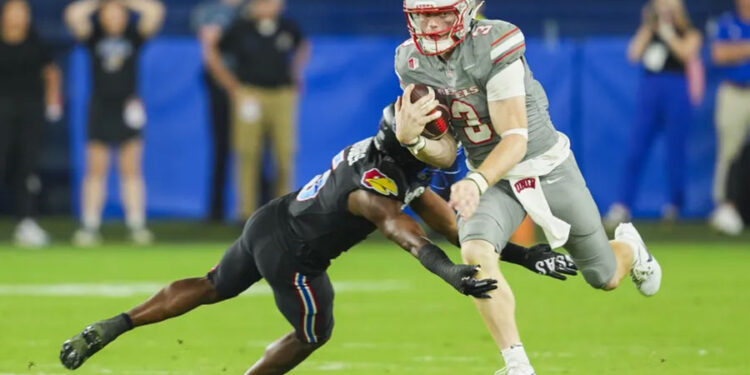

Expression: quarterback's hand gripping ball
xmin=409 ymin=84 xmax=451 ymax=140
xmin=395 ymin=84 xmax=450 ymax=144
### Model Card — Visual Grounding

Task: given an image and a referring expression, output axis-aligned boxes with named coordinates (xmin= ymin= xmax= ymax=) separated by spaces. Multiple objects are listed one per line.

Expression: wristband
xmin=465 ymin=171 xmax=489 ymax=195
xmin=500 ymin=128 xmax=528 ymax=140
xmin=406 ymin=136 xmax=427 ymax=155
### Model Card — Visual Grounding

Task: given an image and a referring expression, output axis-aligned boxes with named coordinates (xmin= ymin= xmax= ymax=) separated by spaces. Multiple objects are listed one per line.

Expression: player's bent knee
xmin=294 ymin=329 xmax=332 ymax=349
xmin=461 ymin=241 xmax=499 ymax=265
xmin=581 ymin=267 xmax=616 ymax=290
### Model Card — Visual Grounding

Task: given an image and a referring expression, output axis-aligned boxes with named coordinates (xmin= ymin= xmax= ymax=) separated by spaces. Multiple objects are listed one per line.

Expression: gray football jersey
xmin=395 ymin=19 xmax=559 ymax=168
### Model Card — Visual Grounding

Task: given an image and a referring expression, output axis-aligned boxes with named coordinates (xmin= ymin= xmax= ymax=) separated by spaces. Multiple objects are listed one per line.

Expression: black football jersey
xmin=279 ymin=137 xmax=433 ymax=274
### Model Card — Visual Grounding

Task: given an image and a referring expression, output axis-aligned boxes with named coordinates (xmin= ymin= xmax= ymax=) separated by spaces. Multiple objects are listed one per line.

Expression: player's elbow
xmin=433 ymin=153 xmax=457 ymax=169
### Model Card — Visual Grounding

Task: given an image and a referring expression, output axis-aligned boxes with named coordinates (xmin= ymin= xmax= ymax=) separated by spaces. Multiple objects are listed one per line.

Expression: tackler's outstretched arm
xmin=347 ymin=189 xmax=497 ymax=298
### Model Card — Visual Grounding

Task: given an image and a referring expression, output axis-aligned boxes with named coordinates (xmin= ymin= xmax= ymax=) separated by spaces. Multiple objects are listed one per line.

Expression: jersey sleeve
xmin=394 ymin=39 xmax=418 ymax=89
xmin=476 ymin=21 xmax=527 ymax=84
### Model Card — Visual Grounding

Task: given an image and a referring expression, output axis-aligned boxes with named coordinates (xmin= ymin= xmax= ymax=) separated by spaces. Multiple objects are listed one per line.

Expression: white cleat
xmin=14 ymin=218 xmax=50 ymax=248
xmin=130 ymin=228 xmax=154 ymax=246
xmin=495 ymin=364 xmax=536 ymax=375
xmin=72 ymin=228 xmax=102 ymax=247
xmin=710 ymin=204 xmax=744 ymax=236
xmin=615 ymin=223 xmax=661 ymax=296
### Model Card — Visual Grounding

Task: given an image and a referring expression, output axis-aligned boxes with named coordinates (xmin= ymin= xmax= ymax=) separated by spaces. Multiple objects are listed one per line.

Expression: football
xmin=410 ymin=84 xmax=451 ymax=140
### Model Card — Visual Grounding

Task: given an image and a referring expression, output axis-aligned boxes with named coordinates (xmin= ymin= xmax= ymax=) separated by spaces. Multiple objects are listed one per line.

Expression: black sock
xmin=96 ymin=313 xmax=134 ymax=345
xmin=120 ymin=313 xmax=134 ymax=331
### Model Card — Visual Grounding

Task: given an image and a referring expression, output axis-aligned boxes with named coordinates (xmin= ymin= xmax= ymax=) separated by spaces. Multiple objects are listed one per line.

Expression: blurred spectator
xmin=604 ymin=0 xmax=702 ymax=229
xmin=191 ymin=0 xmax=243 ymax=222
xmin=0 ymin=0 xmax=62 ymax=247
xmin=64 ymin=0 xmax=164 ymax=246
xmin=709 ymin=0 xmax=750 ymax=236
xmin=206 ymin=0 xmax=309 ymax=220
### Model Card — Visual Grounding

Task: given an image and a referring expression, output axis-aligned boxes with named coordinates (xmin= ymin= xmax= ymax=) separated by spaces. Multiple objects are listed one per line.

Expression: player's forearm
xmin=712 ymin=43 xmax=750 ymax=65
xmin=628 ymin=26 xmax=653 ymax=63
xmin=65 ymin=0 xmax=98 ymax=38
xmin=663 ymin=32 xmax=701 ymax=63
xmin=43 ymin=64 xmax=62 ymax=107
xmin=410 ymin=134 xmax=457 ymax=168
xmin=124 ymin=0 xmax=165 ymax=36
xmin=379 ymin=215 xmax=432 ymax=256
xmin=66 ymin=0 xmax=99 ymax=18
xmin=476 ymin=135 xmax=527 ymax=185
xmin=415 ymin=243 xmax=461 ymax=281
xmin=410 ymin=191 xmax=460 ymax=247
xmin=206 ymin=46 xmax=240 ymax=93
xmin=123 ymin=0 xmax=164 ymax=15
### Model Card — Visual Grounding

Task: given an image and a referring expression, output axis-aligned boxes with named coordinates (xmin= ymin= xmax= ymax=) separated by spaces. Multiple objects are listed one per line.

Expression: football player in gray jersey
xmin=393 ymin=1 xmax=663 ymax=374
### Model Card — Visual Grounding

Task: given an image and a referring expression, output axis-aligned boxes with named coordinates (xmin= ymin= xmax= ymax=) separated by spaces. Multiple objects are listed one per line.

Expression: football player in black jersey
xmin=60 ymin=103 xmax=577 ymax=374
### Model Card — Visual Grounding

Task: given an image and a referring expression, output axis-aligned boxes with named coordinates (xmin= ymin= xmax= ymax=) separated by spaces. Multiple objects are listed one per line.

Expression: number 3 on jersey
xmin=451 ymin=100 xmax=493 ymax=144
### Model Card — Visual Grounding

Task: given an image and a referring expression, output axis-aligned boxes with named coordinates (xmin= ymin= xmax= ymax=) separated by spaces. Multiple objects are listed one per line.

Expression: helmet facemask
xmin=404 ymin=0 xmax=478 ymax=56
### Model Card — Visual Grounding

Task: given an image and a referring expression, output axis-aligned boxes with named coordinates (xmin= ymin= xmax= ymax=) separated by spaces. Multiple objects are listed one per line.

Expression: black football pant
xmin=207 ymin=198 xmax=335 ymax=344
xmin=0 ymin=99 xmax=44 ymax=219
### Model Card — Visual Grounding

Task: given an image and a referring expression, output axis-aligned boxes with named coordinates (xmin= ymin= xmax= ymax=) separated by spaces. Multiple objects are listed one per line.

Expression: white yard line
xmin=0 ymin=280 xmax=408 ymax=298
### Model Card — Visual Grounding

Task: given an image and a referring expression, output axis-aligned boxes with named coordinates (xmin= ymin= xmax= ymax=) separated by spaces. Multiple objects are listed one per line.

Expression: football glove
xmin=522 ymin=244 xmax=578 ymax=281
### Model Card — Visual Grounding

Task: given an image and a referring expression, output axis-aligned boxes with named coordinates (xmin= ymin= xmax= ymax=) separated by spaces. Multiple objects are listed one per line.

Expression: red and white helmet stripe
xmin=403 ymin=0 xmax=480 ymax=56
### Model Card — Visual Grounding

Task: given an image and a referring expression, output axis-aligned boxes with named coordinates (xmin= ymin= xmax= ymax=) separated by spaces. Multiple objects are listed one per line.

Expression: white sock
xmin=502 ymin=343 xmax=531 ymax=367
xmin=82 ymin=213 xmax=101 ymax=231
xmin=126 ymin=211 xmax=146 ymax=231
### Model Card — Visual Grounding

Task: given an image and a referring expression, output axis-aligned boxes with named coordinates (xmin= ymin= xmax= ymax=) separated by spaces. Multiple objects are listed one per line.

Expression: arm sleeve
xmin=486 ymin=59 xmax=526 ymax=101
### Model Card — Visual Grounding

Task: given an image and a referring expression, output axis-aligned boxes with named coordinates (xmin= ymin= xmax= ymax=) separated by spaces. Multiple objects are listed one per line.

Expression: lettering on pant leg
xmin=514 ymin=178 xmax=536 ymax=193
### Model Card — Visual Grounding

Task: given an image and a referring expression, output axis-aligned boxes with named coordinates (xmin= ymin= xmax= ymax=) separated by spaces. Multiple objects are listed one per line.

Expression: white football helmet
xmin=403 ymin=0 xmax=481 ymax=56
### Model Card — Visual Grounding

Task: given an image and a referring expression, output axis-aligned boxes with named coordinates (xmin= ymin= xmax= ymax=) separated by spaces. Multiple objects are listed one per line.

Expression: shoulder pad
xmin=395 ymin=38 xmax=423 ymax=85
xmin=471 ymin=19 xmax=526 ymax=69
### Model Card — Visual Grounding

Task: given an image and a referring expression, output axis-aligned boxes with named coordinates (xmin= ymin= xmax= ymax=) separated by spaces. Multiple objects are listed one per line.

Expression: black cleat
xmin=59 ymin=324 xmax=106 ymax=370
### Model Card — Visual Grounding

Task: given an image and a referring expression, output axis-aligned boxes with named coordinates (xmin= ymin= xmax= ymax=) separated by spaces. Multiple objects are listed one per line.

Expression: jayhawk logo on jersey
xmin=361 ymin=169 xmax=398 ymax=197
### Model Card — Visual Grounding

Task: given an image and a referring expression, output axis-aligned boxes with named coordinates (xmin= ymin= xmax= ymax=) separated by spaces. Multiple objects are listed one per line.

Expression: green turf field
xmin=1 ymin=236 xmax=749 ymax=374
